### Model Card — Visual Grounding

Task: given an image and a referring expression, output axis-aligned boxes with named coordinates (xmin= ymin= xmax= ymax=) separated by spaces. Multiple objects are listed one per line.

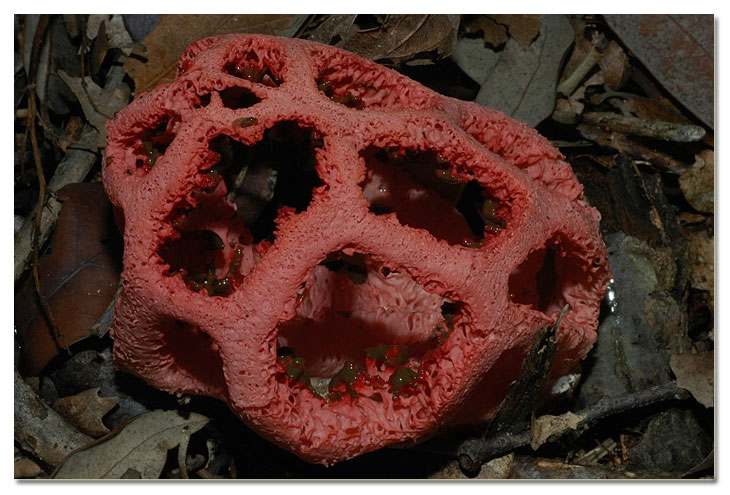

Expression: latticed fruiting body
xmin=103 ymin=34 xmax=611 ymax=465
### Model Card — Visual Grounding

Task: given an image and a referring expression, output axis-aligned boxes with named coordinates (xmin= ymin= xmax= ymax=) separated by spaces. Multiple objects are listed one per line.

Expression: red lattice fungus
xmin=103 ymin=34 xmax=611 ymax=465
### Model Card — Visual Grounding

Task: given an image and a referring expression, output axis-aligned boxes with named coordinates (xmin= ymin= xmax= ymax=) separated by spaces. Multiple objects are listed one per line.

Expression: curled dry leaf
xmin=680 ymin=150 xmax=714 ymax=213
xmin=14 ymin=182 xmax=122 ymax=376
xmin=599 ymin=40 xmax=629 ymax=90
xmin=57 ymin=70 xmax=128 ymax=147
xmin=52 ymin=388 xmax=119 ymax=438
xmin=530 ymin=411 xmax=586 ymax=450
xmin=52 ymin=410 xmax=209 ymax=479
xmin=670 ymin=353 xmax=713 ymax=408
xmin=340 ymin=14 xmax=459 ymax=64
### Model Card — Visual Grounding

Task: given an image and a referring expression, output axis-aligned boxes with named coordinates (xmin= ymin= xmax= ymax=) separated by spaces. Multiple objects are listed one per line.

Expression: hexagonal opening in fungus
xmin=359 ymin=146 xmax=509 ymax=247
xmin=128 ymin=113 xmax=180 ymax=175
xmin=208 ymin=121 xmax=325 ymax=243
xmin=158 ymin=189 xmax=254 ymax=297
xmin=274 ymin=250 xmax=462 ymax=401
xmin=219 ymin=85 xmax=260 ymax=109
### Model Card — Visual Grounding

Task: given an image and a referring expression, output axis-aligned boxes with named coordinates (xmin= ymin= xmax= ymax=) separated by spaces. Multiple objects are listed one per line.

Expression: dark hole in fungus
xmin=207 ymin=121 xmax=324 ymax=243
xmin=131 ymin=114 xmax=179 ymax=174
xmin=275 ymin=250 xmax=462 ymax=402
xmin=194 ymin=93 xmax=211 ymax=108
xmin=359 ymin=146 xmax=509 ymax=247
xmin=219 ymin=86 xmax=260 ymax=109
xmin=509 ymin=233 xmax=592 ymax=315
xmin=224 ymin=54 xmax=282 ymax=87
xmin=509 ymin=245 xmax=559 ymax=313
xmin=159 ymin=189 xmax=250 ymax=297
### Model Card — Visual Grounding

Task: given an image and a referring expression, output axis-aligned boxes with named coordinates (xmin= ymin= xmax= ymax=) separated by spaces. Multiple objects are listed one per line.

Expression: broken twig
xmin=483 ymin=305 xmax=567 ymax=439
xmin=557 ymin=47 xmax=601 ymax=97
xmin=582 ymin=111 xmax=706 ymax=142
xmin=577 ymin=123 xmax=685 ymax=173
xmin=457 ymin=381 xmax=690 ymax=469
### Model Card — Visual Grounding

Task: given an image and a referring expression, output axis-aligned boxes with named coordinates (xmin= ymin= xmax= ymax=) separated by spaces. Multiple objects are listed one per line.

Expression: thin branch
xmin=582 ymin=111 xmax=706 ymax=143
xmin=457 ymin=381 xmax=690 ymax=470
xmin=25 ymin=14 xmax=67 ymax=351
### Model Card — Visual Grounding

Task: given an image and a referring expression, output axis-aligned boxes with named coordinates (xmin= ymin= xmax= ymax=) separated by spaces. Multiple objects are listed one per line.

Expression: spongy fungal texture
xmin=103 ymin=34 xmax=611 ymax=466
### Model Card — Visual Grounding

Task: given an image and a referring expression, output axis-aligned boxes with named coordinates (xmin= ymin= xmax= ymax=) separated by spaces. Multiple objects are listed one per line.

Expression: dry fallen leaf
xmin=450 ymin=37 xmax=500 ymax=84
xmin=476 ymin=14 xmax=574 ymax=126
xmin=52 ymin=410 xmax=209 ymax=479
xmin=57 ymin=70 xmax=128 ymax=146
xmin=52 ymin=388 xmax=119 ymax=438
xmin=124 ymin=14 xmax=305 ymax=94
xmin=306 ymin=14 xmax=358 ymax=45
xmin=680 ymin=150 xmax=714 ymax=214
xmin=340 ymin=14 xmax=460 ymax=64
xmin=685 ymin=228 xmax=714 ymax=310
xmin=489 ymin=14 xmax=541 ymax=48
xmin=530 ymin=411 xmax=586 ymax=450
xmin=14 ymin=450 xmax=43 ymax=479
xmin=603 ymin=14 xmax=714 ymax=129
xmin=14 ymin=182 xmax=122 ymax=376
xmin=599 ymin=40 xmax=629 ymax=90
xmin=463 ymin=15 xmax=509 ymax=47
xmin=430 ymin=453 xmax=514 ymax=479
xmin=670 ymin=353 xmax=714 ymax=408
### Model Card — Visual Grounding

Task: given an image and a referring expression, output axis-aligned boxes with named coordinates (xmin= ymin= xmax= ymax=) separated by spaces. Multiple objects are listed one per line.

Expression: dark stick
xmin=457 ymin=381 xmax=690 ymax=471
xmin=483 ymin=305 xmax=566 ymax=438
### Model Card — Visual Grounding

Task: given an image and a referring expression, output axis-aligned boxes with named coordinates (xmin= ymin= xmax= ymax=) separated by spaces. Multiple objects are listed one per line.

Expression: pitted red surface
xmin=103 ymin=34 xmax=611 ymax=465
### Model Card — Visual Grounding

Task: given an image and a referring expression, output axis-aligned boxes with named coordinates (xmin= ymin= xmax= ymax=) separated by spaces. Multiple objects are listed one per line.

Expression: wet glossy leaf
xmin=603 ymin=15 xmax=713 ymax=129
xmin=52 ymin=410 xmax=209 ymax=479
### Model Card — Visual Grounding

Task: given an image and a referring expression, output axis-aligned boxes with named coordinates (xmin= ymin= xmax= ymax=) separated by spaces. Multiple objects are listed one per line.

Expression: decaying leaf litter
xmin=14 ymin=14 xmax=714 ymax=479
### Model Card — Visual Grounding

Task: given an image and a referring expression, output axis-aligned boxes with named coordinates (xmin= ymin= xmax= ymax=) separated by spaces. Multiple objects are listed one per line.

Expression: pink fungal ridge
xmin=103 ymin=34 xmax=611 ymax=466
